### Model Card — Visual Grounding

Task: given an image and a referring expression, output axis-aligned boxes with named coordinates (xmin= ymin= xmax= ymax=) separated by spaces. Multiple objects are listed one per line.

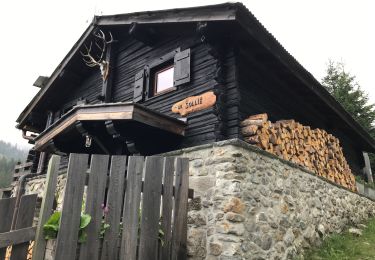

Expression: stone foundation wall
xmin=16 ymin=139 xmax=375 ymax=259
xmin=12 ymin=173 xmax=67 ymax=210
xmin=164 ymin=139 xmax=375 ymax=260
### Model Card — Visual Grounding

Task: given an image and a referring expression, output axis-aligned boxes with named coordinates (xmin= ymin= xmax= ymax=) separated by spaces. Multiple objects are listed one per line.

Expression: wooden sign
xmin=172 ymin=91 xmax=216 ymax=116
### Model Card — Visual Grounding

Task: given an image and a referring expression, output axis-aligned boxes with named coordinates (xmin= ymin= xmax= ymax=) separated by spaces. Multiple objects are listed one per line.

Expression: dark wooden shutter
xmin=133 ymin=69 xmax=145 ymax=102
xmin=174 ymin=49 xmax=191 ymax=87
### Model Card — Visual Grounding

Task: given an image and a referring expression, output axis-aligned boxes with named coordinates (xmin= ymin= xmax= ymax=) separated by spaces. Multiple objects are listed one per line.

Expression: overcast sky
xmin=0 ymin=0 xmax=373 ymax=148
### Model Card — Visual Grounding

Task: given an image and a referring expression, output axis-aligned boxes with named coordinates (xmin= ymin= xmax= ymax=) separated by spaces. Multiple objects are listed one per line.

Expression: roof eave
xmin=235 ymin=4 xmax=375 ymax=152
xmin=16 ymin=22 xmax=97 ymax=127
xmin=96 ymin=3 xmax=237 ymax=26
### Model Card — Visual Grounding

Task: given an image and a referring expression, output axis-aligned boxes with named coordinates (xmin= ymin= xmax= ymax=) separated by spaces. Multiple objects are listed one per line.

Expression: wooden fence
xmin=0 ymin=154 xmax=190 ymax=260
xmin=0 ymin=194 xmax=37 ymax=260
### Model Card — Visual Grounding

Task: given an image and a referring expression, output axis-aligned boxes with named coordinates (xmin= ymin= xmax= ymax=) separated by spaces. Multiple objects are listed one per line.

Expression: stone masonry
xmin=13 ymin=173 xmax=67 ymax=211
xmin=16 ymin=139 xmax=375 ymax=259
xmin=165 ymin=139 xmax=375 ymax=260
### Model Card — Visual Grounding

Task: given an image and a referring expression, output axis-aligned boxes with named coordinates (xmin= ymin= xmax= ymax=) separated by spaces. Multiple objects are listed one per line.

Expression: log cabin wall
xmin=235 ymin=44 xmax=365 ymax=175
xmin=112 ymin=35 xmax=219 ymax=147
xmin=330 ymin=130 xmax=365 ymax=175
xmin=48 ymin=33 xmax=223 ymax=149
xmin=220 ymin=46 xmax=240 ymax=140
xmin=52 ymin=72 xmax=103 ymax=122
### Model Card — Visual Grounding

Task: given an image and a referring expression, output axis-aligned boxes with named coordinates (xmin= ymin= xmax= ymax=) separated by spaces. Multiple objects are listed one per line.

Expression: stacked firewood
xmin=241 ymin=113 xmax=357 ymax=192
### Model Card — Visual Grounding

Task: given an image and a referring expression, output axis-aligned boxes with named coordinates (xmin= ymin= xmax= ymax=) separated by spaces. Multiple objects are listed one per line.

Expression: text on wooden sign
xmin=171 ymin=91 xmax=216 ymax=116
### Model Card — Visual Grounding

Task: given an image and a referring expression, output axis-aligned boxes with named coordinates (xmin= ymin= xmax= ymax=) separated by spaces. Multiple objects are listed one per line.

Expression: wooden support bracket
xmin=105 ymin=120 xmax=139 ymax=154
xmin=75 ymin=121 xmax=110 ymax=154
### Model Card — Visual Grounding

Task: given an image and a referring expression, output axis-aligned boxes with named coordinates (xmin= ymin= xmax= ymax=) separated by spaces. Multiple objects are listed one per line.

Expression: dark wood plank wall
xmin=112 ymin=35 xmax=219 ymax=147
xmin=48 ymin=34 xmax=220 ymax=150
xmin=330 ymin=130 xmax=364 ymax=174
xmin=221 ymin=46 xmax=239 ymax=140
xmin=235 ymin=46 xmax=364 ymax=174
xmin=52 ymin=72 xmax=102 ymax=122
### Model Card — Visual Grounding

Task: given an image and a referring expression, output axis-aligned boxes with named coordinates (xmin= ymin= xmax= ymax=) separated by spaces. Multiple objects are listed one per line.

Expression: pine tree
xmin=322 ymin=61 xmax=375 ymax=180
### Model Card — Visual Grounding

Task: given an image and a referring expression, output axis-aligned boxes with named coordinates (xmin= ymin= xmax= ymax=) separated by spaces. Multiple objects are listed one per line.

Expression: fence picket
xmin=138 ymin=156 xmax=164 ymax=260
xmin=32 ymin=155 xmax=61 ymax=260
xmin=160 ymin=157 xmax=175 ymax=260
xmin=101 ymin=155 xmax=127 ymax=260
xmin=54 ymin=153 xmax=88 ymax=260
xmin=79 ymin=154 xmax=110 ymax=260
xmin=120 ymin=156 xmax=144 ymax=260
xmin=10 ymin=194 xmax=38 ymax=260
xmin=171 ymin=158 xmax=189 ymax=260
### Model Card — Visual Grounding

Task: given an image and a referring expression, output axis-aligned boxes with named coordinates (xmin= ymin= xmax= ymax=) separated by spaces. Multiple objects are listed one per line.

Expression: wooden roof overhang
xmin=16 ymin=2 xmax=375 ymax=152
xmin=33 ymin=103 xmax=186 ymax=154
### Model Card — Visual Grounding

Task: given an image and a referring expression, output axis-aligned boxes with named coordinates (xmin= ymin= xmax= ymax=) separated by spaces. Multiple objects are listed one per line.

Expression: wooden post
xmin=171 ymin=158 xmax=189 ymax=260
xmin=363 ymin=152 xmax=374 ymax=184
xmin=37 ymin=111 xmax=54 ymax=174
xmin=101 ymin=43 xmax=115 ymax=103
xmin=32 ymin=155 xmax=61 ymax=260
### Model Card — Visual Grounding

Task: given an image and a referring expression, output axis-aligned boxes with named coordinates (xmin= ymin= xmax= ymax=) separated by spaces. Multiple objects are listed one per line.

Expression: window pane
xmin=156 ymin=66 xmax=174 ymax=93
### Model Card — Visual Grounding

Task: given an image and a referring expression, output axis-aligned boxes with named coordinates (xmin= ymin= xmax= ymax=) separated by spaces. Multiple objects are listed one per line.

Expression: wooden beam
xmin=37 ymin=111 xmax=54 ymax=174
xmin=75 ymin=121 xmax=110 ymax=154
xmin=14 ymin=162 xmax=33 ymax=171
xmin=10 ymin=194 xmax=38 ymax=260
xmin=128 ymin=22 xmax=157 ymax=46
xmin=363 ymin=152 xmax=374 ymax=184
xmin=101 ymin=42 xmax=116 ymax=103
xmin=0 ymin=198 xmax=16 ymax=258
xmin=0 ymin=227 xmax=36 ymax=248
xmin=33 ymin=76 xmax=49 ymax=88
xmin=96 ymin=3 xmax=237 ymax=26
xmin=83 ymin=171 xmax=194 ymax=199
xmin=34 ymin=103 xmax=186 ymax=151
xmin=105 ymin=120 xmax=138 ymax=154
xmin=34 ymin=104 xmax=134 ymax=150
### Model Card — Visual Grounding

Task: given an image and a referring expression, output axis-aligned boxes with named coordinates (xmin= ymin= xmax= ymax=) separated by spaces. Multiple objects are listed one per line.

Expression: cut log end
xmin=241 ymin=113 xmax=357 ymax=192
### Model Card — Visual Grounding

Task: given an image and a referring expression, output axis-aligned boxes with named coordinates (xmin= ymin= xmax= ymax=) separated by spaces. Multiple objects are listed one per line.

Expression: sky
xmin=0 ymin=0 xmax=374 ymax=148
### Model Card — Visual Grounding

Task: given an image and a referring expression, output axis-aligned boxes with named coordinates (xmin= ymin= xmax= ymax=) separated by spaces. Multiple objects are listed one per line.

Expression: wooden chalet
xmin=16 ymin=3 xmax=375 ymax=175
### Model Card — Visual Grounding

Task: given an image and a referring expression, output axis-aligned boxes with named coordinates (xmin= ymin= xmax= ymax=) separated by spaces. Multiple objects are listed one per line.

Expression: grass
xmin=302 ymin=218 xmax=375 ymax=260
xmin=355 ymin=176 xmax=375 ymax=190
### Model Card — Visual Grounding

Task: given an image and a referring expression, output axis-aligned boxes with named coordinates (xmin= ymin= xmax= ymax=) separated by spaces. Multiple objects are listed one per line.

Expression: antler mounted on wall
xmin=80 ymin=30 xmax=114 ymax=81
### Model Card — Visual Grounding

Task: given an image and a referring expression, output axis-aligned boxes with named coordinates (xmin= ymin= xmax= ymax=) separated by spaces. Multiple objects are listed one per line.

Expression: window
xmin=152 ymin=63 xmax=175 ymax=96
xmin=133 ymin=48 xmax=190 ymax=102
